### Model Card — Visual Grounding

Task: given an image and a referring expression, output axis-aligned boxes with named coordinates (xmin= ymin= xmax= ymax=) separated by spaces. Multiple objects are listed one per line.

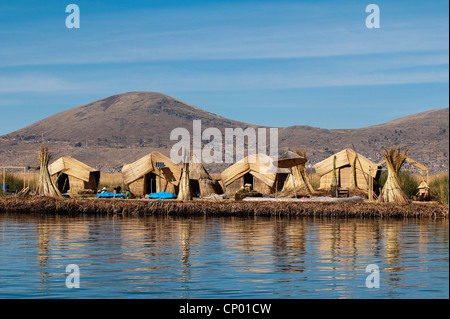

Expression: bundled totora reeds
xmin=380 ymin=146 xmax=409 ymax=204
xmin=36 ymin=145 xmax=63 ymax=198
xmin=177 ymin=152 xmax=191 ymax=201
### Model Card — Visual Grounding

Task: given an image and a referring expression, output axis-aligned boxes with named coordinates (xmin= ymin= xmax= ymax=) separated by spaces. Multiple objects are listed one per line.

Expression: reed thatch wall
xmin=49 ymin=156 xmax=100 ymax=194
xmin=189 ymin=155 xmax=218 ymax=197
xmin=315 ymin=149 xmax=379 ymax=190
xmin=221 ymin=154 xmax=288 ymax=197
xmin=122 ymin=151 xmax=181 ymax=196
xmin=278 ymin=149 xmax=315 ymax=198
xmin=279 ymin=165 xmax=313 ymax=197
xmin=128 ymin=174 xmax=178 ymax=196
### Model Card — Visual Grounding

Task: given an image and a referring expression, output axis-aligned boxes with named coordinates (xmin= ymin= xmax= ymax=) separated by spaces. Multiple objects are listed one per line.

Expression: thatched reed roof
xmin=121 ymin=151 xmax=181 ymax=185
xmin=221 ymin=154 xmax=289 ymax=187
xmin=314 ymin=148 xmax=378 ymax=178
xmin=189 ymin=155 xmax=213 ymax=181
xmin=278 ymin=150 xmax=314 ymax=197
xmin=49 ymin=157 xmax=99 ymax=183
xmin=276 ymin=150 xmax=307 ymax=168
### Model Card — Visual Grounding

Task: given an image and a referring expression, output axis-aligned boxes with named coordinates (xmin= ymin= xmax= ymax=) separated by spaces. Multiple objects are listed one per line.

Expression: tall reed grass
xmin=378 ymin=171 xmax=421 ymax=199
xmin=309 ymin=173 xmax=321 ymax=190
xmin=0 ymin=171 xmax=38 ymax=194
xmin=429 ymin=173 xmax=449 ymax=205
xmin=2 ymin=170 xmax=449 ymax=204
xmin=98 ymin=173 xmax=124 ymax=191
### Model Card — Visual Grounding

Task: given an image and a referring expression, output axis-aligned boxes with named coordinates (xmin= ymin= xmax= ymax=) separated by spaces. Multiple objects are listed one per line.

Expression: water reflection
xmin=0 ymin=214 xmax=448 ymax=298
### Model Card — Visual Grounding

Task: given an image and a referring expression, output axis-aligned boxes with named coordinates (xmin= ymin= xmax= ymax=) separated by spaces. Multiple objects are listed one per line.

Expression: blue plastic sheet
xmin=96 ymin=192 xmax=124 ymax=199
xmin=147 ymin=192 xmax=176 ymax=199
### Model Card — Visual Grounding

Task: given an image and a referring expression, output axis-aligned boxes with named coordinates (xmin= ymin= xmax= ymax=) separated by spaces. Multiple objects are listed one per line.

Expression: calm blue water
xmin=0 ymin=214 xmax=448 ymax=299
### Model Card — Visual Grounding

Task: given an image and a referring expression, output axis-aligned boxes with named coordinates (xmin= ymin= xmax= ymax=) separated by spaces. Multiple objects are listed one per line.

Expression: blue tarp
xmin=96 ymin=192 xmax=125 ymax=199
xmin=147 ymin=192 xmax=177 ymax=199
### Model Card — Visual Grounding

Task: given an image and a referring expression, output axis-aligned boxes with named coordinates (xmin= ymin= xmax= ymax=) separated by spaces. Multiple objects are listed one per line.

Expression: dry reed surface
xmin=0 ymin=196 xmax=447 ymax=218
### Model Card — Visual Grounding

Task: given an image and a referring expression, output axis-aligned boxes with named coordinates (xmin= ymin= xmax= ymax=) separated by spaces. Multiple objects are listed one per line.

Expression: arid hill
xmin=0 ymin=92 xmax=448 ymax=173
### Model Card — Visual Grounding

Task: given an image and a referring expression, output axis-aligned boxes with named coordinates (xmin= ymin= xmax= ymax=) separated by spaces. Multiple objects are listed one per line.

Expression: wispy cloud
xmin=0 ymin=1 xmax=447 ymax=67
xmin=0 ymin=0 xmax=447 ymax=133
xmin=0 ymin=75 xmax=82 ymax=93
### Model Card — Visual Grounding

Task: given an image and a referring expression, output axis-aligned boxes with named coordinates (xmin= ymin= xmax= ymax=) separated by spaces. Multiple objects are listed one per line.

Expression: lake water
xmin=0 ymin=214 xmax=448 ymax=299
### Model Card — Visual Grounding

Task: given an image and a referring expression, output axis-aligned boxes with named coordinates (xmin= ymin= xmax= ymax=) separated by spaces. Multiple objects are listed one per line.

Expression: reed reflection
xmin=0 ymin=214 xmax=447 ymax=298
xmin=272 ymin=218 xmax=307 ymax=273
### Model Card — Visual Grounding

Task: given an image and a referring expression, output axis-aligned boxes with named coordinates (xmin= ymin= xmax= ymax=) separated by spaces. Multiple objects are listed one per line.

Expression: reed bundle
xmin=332 ymin=155 xmax=338 ymax=187
xmin=36 ymin=145 xmax=63 ymax=198
xmin=279 ymin=149 xmax=315 ymax=197
xmin=189 ymin=154 xmax=217 ymax=197
xmin=177 ymin=153 xmax=192 ymax=201
xmin=380 ymin=147 xmax=409 ymax=203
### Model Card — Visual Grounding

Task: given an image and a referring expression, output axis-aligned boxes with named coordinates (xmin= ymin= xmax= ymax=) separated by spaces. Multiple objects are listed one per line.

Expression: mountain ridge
xmin=0 ymin=92 xmax=448 ymax=173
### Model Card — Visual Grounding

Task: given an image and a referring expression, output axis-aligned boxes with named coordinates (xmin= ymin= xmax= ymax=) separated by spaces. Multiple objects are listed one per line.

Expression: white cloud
xmin=0 ymin=75 xmax=82 ymax=93
xmin=0 ymin=2 xmax=447 ymax=67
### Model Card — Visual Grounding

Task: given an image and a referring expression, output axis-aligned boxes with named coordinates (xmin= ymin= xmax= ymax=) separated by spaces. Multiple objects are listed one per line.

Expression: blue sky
xmin=0 ymin=0 xmax=448 ymax=134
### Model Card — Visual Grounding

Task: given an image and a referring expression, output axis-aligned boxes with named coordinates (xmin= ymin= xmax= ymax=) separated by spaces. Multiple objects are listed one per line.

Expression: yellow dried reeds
xmin=36 ymin=145 xmax=63 ymax=198
xmin=279 ymin=149 xmax=315 ymax=197
xmin=314 ymin=149 xmax=378 ymax=190
xmin=380 ymin=146 xmax=409 ymax=204
xmin=189 ymin=154 xmax=217 ymax=197
xmin=122 ymin=151 xmax=181 ymax=186
xmin=177 ymin=153 xmax=191 ymax=201
xmin=0 ymin=196 xmax=447 ymax=218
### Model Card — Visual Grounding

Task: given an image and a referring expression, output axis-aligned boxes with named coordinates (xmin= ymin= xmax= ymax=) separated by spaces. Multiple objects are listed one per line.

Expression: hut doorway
xmin=339 ymin=166 xmax=352 ymax=188
xmin=190 ymin=180 xmax=200 ymax=197
xmin=145 ymin=172 xmax=157 ymax=194
xmin=243 ymin=172 xmax=254 ymax=190
xmin=275 ymin=173 xmax=288 ymax=193
xmin=57 ymin=173 xmax=70 ymax=193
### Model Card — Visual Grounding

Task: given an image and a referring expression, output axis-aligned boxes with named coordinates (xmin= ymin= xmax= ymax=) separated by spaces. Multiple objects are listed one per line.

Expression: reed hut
xmin=220 ymin=154 xmax=289 ymax=197
xmin=189 ymin=155 xmax=220 ymax=198
xmin=49 ymin=156 xmax=100 ymax=194
xmin=314 ymin=148 xmax=379 ymax=191
xmin=121 ymin=151 xmax=181 ymax=196
xmin=278 ymin=150 xmax=315 ymax=198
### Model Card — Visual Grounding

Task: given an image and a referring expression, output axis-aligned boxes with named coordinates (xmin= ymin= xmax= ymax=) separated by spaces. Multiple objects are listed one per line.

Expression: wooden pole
xmin=275 ymin=175 xmax=278 ymax=198
xmin=158 ymin=167 xmax=161 ymax=193
xmin=2 ymin=167 xmax=5 ymax=195
xmin=0 ymin=166 xmax=31 ymax=193
xmin=368 ymin=167 xmax=373 ymax=201
xmin=291 ymin=167 xmax=297 ymax=198
xmin=351 ymin=144 xmax=369 ymax=190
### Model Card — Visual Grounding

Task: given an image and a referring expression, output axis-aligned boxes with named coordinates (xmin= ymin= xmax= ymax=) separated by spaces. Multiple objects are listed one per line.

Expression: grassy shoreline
xmin=0 ymin=196 xmax=448 ymax=218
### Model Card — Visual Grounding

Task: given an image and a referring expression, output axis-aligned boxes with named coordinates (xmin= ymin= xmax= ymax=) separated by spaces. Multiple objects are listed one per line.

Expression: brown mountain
xmin=0 ymin=92 xmax=448 ymax=173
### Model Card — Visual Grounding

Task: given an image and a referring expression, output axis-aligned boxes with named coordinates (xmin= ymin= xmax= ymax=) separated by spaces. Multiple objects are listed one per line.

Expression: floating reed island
xmin=1 ymin=146 xmax=448 ymax=218
xmin=0 ymin=196 xmax=447 ymax=218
